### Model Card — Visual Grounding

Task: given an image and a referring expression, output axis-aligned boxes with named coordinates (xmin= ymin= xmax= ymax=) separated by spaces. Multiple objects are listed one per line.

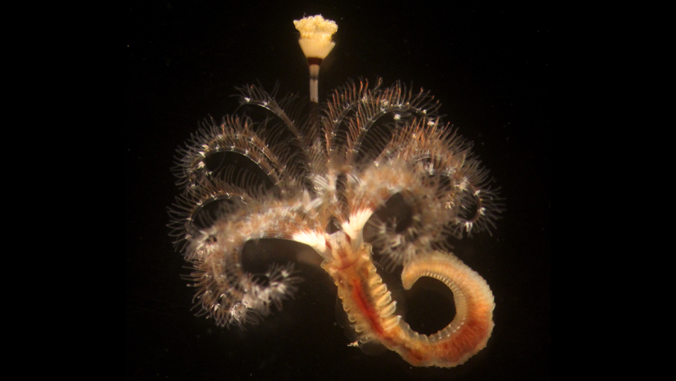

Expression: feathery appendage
xmin=169 ymin=15 xmax=500 ymax=368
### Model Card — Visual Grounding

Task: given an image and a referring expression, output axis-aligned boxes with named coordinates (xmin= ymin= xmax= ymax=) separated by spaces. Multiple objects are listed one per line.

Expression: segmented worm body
xmin=169 ymin=15 xmax=499 ymax=368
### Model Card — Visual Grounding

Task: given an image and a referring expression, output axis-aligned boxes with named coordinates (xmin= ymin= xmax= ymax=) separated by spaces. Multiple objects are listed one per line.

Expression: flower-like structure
xmin=294 ymin=15 xmax=338 ymax=103
xmin=169 ymin=15 xmax=500 ymax=368
xmin=294 ymin=14 xmax=337 ymax=59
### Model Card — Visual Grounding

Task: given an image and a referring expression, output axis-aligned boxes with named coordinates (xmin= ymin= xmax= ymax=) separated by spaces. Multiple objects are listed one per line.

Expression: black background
xmin=126 ymin=1 xmax=550 ymax=379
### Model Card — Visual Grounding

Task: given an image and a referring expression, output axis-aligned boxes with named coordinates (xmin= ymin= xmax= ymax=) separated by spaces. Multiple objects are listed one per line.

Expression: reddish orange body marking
xmin=351 ymin=277 xmax=385 ymax=336
xmin=327 ymin=247 xmax=494 ymax=368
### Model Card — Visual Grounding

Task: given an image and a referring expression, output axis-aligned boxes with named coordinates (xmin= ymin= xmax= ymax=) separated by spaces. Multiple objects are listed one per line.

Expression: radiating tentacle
xmin=321 ymin=80 xmax=441 ymax=163
xmin=344 ymin=82 xmax=441 ymax=163
xmin=235 ymin=84 xmax=318 ymax=192
xmin=185 ymin=194 xmax=325 ymax=327
xmin=451 ymin=184 xmax=502 ymax=237
xmin=168 ymin=179 xmax=252 ymax=252
xmin=324 ymin=79 xmax=382 ymax=140
xmin=236 ymin=84 xmax=310 ymax=148
xmin=173 ymin=115 xmax=292 ymax=193
xmin=363 ymin=119 xmax=500 ymax=267
xmin=321 ymin=79 xmax=380 ymax=163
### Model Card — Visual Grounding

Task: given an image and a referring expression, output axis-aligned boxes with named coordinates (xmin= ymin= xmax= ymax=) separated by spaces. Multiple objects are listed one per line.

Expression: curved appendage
xmin=362 ymin=118 xmax=501 ymax=269
xmin=183 ymin=196 xmax=323 ymax=327
xmin=327 ymin=244 xmax=494 ymax=368
xmin=397 ymin=251 xmax=494 ymax=367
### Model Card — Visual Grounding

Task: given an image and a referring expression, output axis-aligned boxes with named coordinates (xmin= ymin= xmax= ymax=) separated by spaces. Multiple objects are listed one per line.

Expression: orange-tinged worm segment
xmin=323 ymin=242 xmax=494 ymax=368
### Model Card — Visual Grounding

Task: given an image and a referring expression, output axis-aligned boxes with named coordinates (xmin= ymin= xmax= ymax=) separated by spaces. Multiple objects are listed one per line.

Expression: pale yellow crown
xmin=294 ymin=15 xmax=338 ymax=59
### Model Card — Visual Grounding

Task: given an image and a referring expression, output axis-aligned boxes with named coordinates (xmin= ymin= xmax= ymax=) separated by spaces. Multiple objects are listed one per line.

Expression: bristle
xmin=168 ymin=179 xmax=251 ymax=252
xmin=173 ymin=115 xmax=295 ymax=193
xmin=235 ymin=84 xmax=310 ymax=148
